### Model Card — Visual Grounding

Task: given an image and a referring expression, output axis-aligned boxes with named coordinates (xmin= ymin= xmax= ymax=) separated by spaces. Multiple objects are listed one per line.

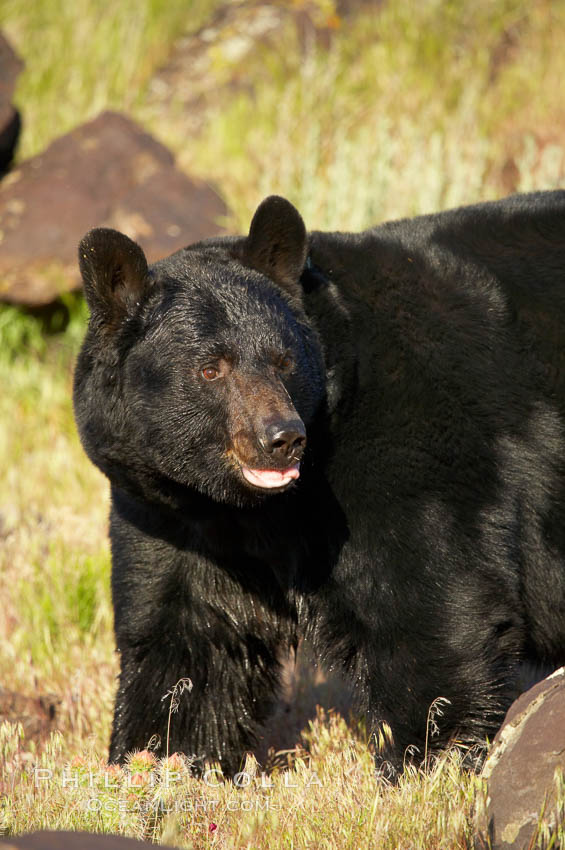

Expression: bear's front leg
xmin=108 ymin=512 xmax=292 ymax=774
xmin=109 ymin=636 xmax=281 ymax=775
xmin=109 ymin=611 xmax=287 ymax=776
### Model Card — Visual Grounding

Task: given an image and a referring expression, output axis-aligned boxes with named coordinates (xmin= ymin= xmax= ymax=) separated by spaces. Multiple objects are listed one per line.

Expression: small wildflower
xmin=128 ymin=749 xmax=157 ymax=772
xmin=104 ymin=763 xmax=123 ymax=778
xmin=162 ymin=752 xmax=185 ymax=772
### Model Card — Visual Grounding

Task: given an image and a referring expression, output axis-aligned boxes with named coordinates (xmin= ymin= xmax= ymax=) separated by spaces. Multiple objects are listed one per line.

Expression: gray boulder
xmin=476 ymin=667 xmax=565 ymax=849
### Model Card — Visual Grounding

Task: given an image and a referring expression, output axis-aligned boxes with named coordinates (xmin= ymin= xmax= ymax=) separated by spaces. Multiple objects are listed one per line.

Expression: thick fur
xmin=74 ymin=191 xmax=565 ymax=776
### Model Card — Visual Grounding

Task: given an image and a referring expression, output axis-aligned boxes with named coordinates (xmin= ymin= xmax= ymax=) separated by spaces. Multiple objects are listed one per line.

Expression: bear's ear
xmin=78 ymin=228 xmax=152 ymax=332
xmin=237 ymin=196 xmax=308 ymax=300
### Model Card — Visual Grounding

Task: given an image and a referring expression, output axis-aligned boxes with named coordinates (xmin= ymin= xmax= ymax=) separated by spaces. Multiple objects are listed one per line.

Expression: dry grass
xmin=1 ymin=715 xmax=481 ymax=849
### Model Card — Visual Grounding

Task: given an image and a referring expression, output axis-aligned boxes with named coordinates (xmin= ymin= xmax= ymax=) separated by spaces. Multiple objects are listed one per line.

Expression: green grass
xmin=1 ymin=0 xmax=565 ymax=845
xmin=3 ymin=0 xmax=565 ymax=230
xmin=0 ymin=0 xmax=218 ymax=160
xmin=140 ymin=0 xmax=565 ymax=230
xmin=0 ymin=305 xmax=115 ymax=755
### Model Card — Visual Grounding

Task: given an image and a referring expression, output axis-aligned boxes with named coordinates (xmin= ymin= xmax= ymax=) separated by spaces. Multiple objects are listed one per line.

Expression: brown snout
xmin=228 ymin=372 xmax=306 ymax=467
xmin=259 ymin=417 xmax=306 ymax=461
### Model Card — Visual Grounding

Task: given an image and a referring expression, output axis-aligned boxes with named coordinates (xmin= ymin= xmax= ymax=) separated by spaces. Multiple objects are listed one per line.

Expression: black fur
xmin=74 ymin=192 xmax=565 ymax=776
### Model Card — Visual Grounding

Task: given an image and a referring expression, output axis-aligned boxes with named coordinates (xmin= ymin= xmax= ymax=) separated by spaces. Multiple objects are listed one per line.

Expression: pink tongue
xmin=241 ymin=464 xmax=300 ymax=489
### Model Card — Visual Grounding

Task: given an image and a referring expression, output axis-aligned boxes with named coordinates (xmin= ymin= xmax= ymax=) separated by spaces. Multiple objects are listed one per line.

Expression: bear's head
xmin=74 ymin=196 xmax=326 ymax=509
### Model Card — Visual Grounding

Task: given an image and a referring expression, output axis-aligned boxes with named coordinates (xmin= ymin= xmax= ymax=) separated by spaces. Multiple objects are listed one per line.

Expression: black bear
xmin=74 ymin=191 xmax=565 ymax=777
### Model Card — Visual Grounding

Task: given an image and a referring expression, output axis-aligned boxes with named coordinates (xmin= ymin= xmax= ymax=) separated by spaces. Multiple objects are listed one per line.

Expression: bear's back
xmin=307 ymin=190 xmax=565 ymax=417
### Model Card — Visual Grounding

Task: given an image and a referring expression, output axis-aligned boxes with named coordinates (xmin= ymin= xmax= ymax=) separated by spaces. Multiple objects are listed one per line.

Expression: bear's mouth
xmin=239 ymin=463 xmax=301 ymax=490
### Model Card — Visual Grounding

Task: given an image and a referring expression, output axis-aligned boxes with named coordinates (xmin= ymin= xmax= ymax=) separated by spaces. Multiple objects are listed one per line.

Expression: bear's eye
xmin=278 ymin=354 xmax=294 ymax=373
xmin=202 ymin=365 xmax=220 ymax=381
xmin=200 ymin=357 xmax=230 ymax=381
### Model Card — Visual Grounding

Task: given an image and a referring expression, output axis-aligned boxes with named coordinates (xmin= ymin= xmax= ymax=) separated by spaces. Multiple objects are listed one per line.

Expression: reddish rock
xmin=0 ymin=833 xmax=179 ymax=849
xmin=0 ymin=687 xmax=60 ymax=748
xmin=475 ymin=667 xmax=565 ymax=850
xmin=0 ymin=32 xmax=23 ymax=173
xmin=0 ymin=111 xmax=227 ymax=306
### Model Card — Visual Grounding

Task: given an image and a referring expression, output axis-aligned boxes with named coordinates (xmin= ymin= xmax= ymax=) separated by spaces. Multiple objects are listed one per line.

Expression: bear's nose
xmin=261 ymin=419 xmax=307 ymax=459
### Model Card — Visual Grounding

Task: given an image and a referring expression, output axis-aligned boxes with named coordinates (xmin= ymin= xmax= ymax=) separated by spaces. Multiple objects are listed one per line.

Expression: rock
xmin=0 ymin=833 xmax=179 ymax=849
xmin=0 ymin=32 xmax=23 ymax=174
xmin=0 ymin=687 xmax=60 ymax=748
xmin=0 ymin=111 xmax=227 ymax=306
xmin=475 ymin=667 xmax=565 ymax=849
